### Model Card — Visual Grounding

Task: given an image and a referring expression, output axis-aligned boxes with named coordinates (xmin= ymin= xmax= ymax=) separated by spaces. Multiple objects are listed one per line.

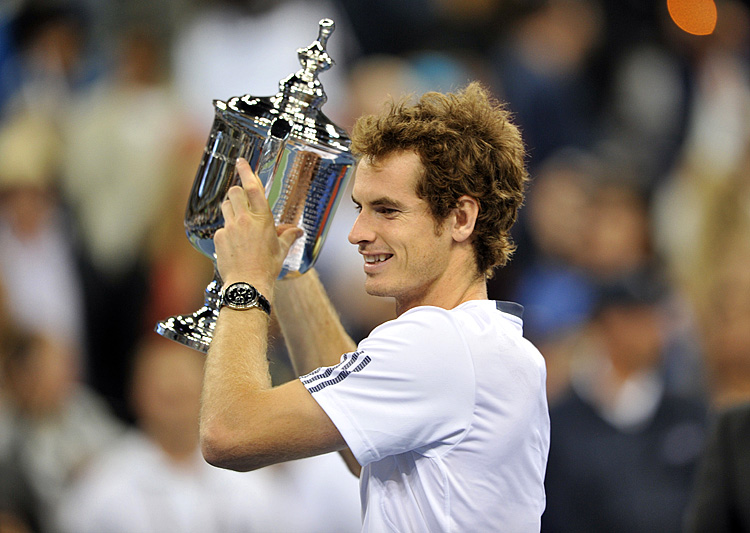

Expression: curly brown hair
xmin=350 ymin=82 xmax=529 ymax=277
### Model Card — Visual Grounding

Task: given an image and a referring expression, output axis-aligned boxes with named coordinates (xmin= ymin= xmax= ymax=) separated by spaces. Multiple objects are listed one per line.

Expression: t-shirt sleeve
xmin=299 ymin=307 xmax=476 ymax=466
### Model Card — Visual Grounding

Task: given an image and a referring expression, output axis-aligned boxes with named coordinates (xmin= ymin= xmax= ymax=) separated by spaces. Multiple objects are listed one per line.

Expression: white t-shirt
xmin=301 ymin=300 xmax=550 ymax=532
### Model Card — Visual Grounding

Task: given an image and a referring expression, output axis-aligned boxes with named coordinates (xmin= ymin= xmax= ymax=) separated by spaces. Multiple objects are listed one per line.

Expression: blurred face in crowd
xmin=0 ymin=186 xmax=56 ymax=240
xmin=597 ymin=303 xmax=665 ymax=377
xmin=527 ymin=167 xmax=590 ymax=264
xmin=5 ymin=335 xmax=78 ymax=418
xmin=25 ymin=16 xmax=84 ymax=77
xmin=584 ymin=184 xmax=651 ymax=278
xmin=131 ymin=340 xmax=204 ymax=446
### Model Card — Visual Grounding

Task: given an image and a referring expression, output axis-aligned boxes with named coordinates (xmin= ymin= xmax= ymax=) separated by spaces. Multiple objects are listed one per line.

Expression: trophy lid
xmin=216 ymin=18 xmax=350 ymax=153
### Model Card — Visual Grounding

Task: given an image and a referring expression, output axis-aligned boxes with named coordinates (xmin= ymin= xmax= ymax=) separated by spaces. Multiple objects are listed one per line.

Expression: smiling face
xmin=348 ymin=151 xmax=456 ymax=314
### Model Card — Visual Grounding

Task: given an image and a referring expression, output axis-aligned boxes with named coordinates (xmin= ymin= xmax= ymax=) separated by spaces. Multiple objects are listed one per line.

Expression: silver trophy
xmin=156 ymin=19 xmax=355 ymax=353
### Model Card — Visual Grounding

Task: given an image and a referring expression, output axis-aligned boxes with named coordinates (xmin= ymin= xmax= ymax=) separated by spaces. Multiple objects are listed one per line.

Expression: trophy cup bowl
xmin=155 ymin=19 xmax=355 ymax=353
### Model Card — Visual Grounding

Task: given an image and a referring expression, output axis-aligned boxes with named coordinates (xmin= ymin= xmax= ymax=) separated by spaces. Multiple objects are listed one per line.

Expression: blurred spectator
xmin=591 ymin=0 xmax=695 ymax=192
xmin=505 ymin=150 xmax=704 ymax=403
xmin=571 ymin=169 xmax=706 ymax=398
xmin=142 ymin=133 xmax=214 ymax=336
xmin=581 ymin=172 xmax=654 ymax=282
xmin=1 ymin=1 xmax=99 ymax=122
xmin=690 ymin=187 xmax=750 ymax=408
xmin=0 ymin=328 xmax=124 ymax=533
xmin=54 ymin=336 xmax=257 ymax=533
xmin=0 ymin=110 xmax=87 ymax=360
xmin=542 ymin=269 xmax=708 ymax=532
xmin=594 ymin=42 xmax=691 ymax=191
xmin=505 ymin=149 xmax=599 ymax=402
xmin=335 ymin=0 xmax=521 ymax=57
xmin=56 ymin=335 xmax=360 ymax=533
xmin=60 ymin=24 xmax=189 ymax=421
xmin=669 ymin=0 xmax=750 ymax=184
xmin=653 ymin=0 xmax=750 ymax=297
xmin=684 ymin=401 xmax=750 ymax=532
xmin=341 ymin=54 xmax=422 ymax=128
xmin=334 ymin=0 xmax=440 ymax=57
xmin=489 ymin=0 xmax=604 ymax=169
xmin=171 ymin=0 xmax=355 ymax=130
xmin=510 ymin=149 xmax=599 ymax=338
xmin=235 ymin=453 xmax=361 ymax=532
xmin=655 ymin=34 xmax=750 ymax=407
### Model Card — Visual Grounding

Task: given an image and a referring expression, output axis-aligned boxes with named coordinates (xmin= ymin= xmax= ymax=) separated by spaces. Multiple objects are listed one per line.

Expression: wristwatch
xmin=218 ymin=282 xmax=271 ymax=315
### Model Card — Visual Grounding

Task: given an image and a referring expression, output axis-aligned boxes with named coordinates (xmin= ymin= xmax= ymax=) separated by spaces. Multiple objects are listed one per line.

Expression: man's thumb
xmin=278 ymin=226 xmax=304 ymax=255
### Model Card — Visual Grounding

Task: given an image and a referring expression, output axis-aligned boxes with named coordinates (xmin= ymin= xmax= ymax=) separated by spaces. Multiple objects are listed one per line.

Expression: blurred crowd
xmin=0 ymin=0 xmax=749 ymax=531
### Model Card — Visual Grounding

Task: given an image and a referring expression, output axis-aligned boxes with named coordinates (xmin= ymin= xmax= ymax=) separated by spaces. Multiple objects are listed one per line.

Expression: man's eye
xmin=376 ymin=207 xmax=398 ymax=215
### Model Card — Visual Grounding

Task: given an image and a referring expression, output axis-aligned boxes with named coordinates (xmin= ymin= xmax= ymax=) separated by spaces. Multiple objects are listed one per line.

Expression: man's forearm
xmin=200 ymin=306 xmax=273 ymax=465
xmin=274 ymin=269 xmax=357 ymax=375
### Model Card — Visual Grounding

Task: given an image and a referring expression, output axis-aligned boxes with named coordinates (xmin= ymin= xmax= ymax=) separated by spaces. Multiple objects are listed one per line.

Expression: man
xmin=200 ymin=82 xmax=550 ymax=531
xmin=541 ymin=270 xmax=708 ymax=532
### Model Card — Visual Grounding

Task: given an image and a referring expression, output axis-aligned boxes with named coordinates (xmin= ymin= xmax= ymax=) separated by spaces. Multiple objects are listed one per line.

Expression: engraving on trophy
xmin=274 ymin=151 xmax=318 ymax=226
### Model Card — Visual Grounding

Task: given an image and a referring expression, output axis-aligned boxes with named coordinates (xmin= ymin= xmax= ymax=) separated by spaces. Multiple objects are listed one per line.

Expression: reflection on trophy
xmin=155 ymin=19 xmax=355 ymax=353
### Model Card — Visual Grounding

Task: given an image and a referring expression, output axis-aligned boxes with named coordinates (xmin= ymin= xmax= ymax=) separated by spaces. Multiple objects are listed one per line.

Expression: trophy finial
xmin=318 ymin=18 xmax=334 ymax=47
xmin=296 ymin=18 xmax=336 ymax=82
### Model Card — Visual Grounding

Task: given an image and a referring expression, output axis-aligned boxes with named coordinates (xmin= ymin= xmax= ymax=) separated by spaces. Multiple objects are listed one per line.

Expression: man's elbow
xmin=199 ymin=421 xmax=267 ymax=472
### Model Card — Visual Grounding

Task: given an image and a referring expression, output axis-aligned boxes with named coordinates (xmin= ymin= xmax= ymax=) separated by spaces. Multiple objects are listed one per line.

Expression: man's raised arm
xmin=199 ymin=159 xmax=348 ymax=472
xmin=274 ymin=269 xmax=362 ymax=476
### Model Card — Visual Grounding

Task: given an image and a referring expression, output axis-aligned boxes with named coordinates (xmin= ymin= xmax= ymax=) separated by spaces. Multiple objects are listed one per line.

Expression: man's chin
xmin=363 ymin=279 xmax=390 ymax=298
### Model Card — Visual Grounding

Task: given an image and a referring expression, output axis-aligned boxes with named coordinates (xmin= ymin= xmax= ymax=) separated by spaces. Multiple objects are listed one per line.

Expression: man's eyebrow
xmin=351 ymin=195 xmax=407 ymax=209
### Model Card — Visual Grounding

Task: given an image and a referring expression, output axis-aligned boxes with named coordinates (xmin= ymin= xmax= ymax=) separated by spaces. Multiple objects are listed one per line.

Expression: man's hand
xmin=214 ymin=158 xmax=303 ymax=296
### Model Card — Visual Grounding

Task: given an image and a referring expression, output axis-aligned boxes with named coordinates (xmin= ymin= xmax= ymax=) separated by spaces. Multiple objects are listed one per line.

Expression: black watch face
xmin=226 ymin=283 xmax=257 ymax=307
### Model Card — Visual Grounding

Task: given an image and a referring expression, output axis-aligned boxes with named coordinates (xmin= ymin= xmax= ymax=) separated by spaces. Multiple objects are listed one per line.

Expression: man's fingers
xmin=278 ymin=225 xmax=304 ymax=255
xmin=235 ymin=158 xmax=269 ymax=213
xmin=220 ymin=196 xmax=235 ymax=221
xmin=235 ymin=158 xmax=259 ymax=189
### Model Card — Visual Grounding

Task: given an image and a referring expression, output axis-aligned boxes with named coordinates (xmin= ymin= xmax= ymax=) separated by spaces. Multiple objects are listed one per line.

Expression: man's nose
xmin=348 ymin=212 xmax=372 ymax=245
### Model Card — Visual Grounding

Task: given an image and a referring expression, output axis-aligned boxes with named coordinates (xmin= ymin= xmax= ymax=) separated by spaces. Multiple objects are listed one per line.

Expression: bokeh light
xmin=667 ymin=0 xmax=718 ymax=35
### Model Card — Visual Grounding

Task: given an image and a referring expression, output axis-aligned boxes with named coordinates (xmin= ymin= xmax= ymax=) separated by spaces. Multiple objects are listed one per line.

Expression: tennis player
xmin=200 ymin=82 xmax=550 ymax=532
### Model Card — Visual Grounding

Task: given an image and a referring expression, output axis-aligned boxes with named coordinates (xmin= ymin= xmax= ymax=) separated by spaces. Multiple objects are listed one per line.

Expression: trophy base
xmin=155 ymin=275 xmax=221 ymax=354
xmin=155 ymin=307 xmax=217 ymax=354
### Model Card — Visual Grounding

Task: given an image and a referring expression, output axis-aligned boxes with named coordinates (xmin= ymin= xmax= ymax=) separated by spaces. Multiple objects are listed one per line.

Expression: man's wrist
xmin=220 ymin=273 xmax=275 ymax=299
xmin=219 ymin=281 xmax=272 ymax=315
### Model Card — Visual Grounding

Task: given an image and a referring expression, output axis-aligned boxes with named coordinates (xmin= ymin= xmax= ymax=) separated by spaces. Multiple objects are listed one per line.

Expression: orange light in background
xmin=667 ymin=0 xmax=718 ymax=35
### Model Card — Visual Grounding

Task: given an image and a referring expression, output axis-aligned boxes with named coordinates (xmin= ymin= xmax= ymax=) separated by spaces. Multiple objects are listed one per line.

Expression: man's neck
xmin=395 ymin=275 xmax=487 ymax=316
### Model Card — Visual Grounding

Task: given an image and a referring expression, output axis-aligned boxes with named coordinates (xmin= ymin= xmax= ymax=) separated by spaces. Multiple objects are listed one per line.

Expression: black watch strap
xmin=219 ymin=282 xmax=271 ymax=315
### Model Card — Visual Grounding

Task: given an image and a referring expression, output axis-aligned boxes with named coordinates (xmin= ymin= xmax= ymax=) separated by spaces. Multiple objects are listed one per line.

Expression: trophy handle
xmin=154 ymin=268 xmax=222 ymax=354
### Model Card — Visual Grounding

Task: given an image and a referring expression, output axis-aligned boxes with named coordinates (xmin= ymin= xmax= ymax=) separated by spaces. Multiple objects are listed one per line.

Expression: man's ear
xmin=451 ymin=195 xmax=479 ymax=243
